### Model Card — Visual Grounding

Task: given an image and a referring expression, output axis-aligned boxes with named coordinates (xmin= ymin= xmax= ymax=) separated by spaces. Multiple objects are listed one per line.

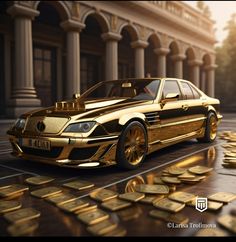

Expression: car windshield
xmin=81 ymin=79 xmax=161 ymax=101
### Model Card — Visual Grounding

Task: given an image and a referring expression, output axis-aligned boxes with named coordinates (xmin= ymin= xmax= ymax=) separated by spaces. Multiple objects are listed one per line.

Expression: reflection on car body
xmin=7 ymin=78 xmax=222 ymax=169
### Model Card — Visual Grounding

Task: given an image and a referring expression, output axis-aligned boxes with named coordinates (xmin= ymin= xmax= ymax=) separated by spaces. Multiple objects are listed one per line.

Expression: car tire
xmin=116 ymin=121 xmax=148 ymax=170
xmin=197 ymin=112 xmax=218 ymax=143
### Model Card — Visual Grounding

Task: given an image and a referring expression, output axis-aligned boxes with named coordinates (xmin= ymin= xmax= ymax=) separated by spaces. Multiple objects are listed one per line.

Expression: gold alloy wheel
xmin=124 ymin=125 xmax=146 ymax=165
xmin=209 ymin=115 xmax=217 ymax=140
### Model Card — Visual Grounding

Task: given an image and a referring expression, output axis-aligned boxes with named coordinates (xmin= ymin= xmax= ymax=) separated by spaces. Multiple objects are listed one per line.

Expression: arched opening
xmin=0 ymin=1 xmax=12 ymax=117
xmin=200 ymin=54 xmax=211 ymax=92
xmin=183 ymin=48 xmax=195 ymax=82
xmin=145 ymin=34 xmax=160 ymax=77
xmin=80 ymin=14 xmax=105 ymax=93
xmin=118 ymin=26 xmax=136 ymax=79
xmin=166 ymin=41 xmax=179 ymax=77
xmin=33 ymin=1 xmax=66 ymax=106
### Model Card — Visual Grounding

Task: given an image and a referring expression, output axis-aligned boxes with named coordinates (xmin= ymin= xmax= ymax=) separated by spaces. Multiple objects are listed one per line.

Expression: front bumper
xmin=8 ymin=134 xmax=119 ymax=168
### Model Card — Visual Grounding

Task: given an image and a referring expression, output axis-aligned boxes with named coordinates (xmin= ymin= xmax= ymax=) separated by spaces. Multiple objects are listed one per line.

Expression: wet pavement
xmin=0 ymin=114 xmax=235 ymax=236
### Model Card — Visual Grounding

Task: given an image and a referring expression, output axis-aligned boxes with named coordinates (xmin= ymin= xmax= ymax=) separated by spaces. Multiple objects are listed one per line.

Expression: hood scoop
xmin=55 ymin=94 xmax=85 ymax=111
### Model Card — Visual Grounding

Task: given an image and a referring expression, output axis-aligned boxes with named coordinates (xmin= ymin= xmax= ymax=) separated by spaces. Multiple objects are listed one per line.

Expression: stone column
xmin=7 ymin=4 xmax=41 ymax=117
xmin=131 ymin=40 xmax=148 ymax=78
xmin=154 ymin=47 xmax=170 ymax=77
xmin=101 ymin=32 xmax=122 ymax=81
xmin=171 ymin=54 xmax=186 ymax=79
xmin=61 ymin=20 xmax=85 ymax=99
xmin=188 ymin=59 xmax=203 ymax=88
xmin=205 ymin=64 xmax=217 ymax=97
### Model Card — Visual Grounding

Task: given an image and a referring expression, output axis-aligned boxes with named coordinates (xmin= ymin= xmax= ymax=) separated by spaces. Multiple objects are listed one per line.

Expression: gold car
xmin=7 ymin=78 xmax=222 ymax=169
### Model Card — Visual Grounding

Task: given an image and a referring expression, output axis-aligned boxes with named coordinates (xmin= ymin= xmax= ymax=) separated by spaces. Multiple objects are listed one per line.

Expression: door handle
xmin=182 ymin=104 xmax=189 ymax=111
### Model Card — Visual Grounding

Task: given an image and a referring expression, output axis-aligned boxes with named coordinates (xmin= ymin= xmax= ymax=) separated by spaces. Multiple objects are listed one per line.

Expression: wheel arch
xmin=207 ymin=105 xmax=218 ymax=119
xmin=118 ymin=113 xmax=147 ymax=128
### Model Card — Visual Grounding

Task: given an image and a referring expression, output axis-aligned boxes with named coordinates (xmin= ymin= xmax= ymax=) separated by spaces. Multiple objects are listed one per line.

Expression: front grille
xmin=144 ymin=112 xmax=160 ymax=125
xmin=21 ymin=147 xmax=63 ymax=158
xmin=69 ymin=146 xmax=99 ymax=160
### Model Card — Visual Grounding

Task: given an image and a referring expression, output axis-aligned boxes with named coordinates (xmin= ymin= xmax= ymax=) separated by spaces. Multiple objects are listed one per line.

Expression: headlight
xmin=64 ymin=121 xmax=96 ymax=133
xmin=13 ymin=118 xmax=26 ymax=130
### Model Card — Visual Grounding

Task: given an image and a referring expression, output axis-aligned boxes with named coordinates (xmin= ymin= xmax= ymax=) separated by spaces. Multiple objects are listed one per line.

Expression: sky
xmin=184 ymin=1 xmax=236 ymax=46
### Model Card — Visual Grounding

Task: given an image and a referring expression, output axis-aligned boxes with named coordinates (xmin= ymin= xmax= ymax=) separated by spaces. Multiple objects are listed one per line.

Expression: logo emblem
xmin=195 ymin=197 xmax=208 ymax=212
xmin=36 ymin=121 xmax=46 ymax=132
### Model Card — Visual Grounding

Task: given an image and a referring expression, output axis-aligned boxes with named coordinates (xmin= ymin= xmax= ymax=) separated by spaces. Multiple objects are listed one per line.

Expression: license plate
xmin=20 ymin=138 xmax=51 ymax=151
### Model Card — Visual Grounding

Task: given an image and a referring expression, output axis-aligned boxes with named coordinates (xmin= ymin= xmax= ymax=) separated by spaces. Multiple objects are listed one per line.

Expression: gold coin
xmin=187 ymin=199 xmax=223 ymax=211
xmin=87 ymin=219 xmax=118 ymax=236
xmin=161 ymin=176 xmax=181 ymax=184
xmin=2 ymin=192 xmax=24 ymax=200
xmin=208 ymin=192 xmax=236 ymax=203
xmin=125 ymin=176 xmax=145 ymax=193
xmin=167 ymin=166 xmax=186 ymax=176
xmin=74 ymin=204 xmax=98 ymax=215
xmin=103 ymin=226 xmax=127 ymax=237
xmin=168 ymin=191 xmax=196 ymax=203
xmin=57 ymin=198 xmax=89 ymax=212
xmin=45 ymin=192 xmax=77 ymax=205
xmin=117 ymin=206 xmax=142 ymax=221
xmin=77 ymin=209 xmax=109 ymax=225
xmin=135 ymin=184 xmax=169 ymax=194
xmin=4 ymin=208 xmax=41 ymax=224
xmin=63 ymin=180 xmax=94 ymax=191
xmin=25 ymin=176 xmax=54 ymax=185
xmin=149 ymin=210 xmax=189 ymax=224
xmin=7 ymin=220 xmax=39 ymax=236
xmin=90 ymin=188 xmax=118 ymax=202
xmin=119 ymin=192 xmax=145 ymax=202
xmin=0 ymin=200 xmax=22 ymax=214
xmin=101 ymin=198 xmax=131 ymax=211
xmin=178 ymin=171 xmax=196 ymax=179
xmin=139 ymin=195 xmax=164 ymax=204
xmin=195 ymin=228 xmax=228 ymax=236
xmin=188 ymin=166 xmax=213 ymax=175
xmin=153 ymin=198 xmax=185 ymax=213
xmin=153 ymin=177 xmax=165 ymax=185
xmin=0 ymin=184 xmax=29 ymax=198
xmin=217 ymin=214 xmax=236 ymax=234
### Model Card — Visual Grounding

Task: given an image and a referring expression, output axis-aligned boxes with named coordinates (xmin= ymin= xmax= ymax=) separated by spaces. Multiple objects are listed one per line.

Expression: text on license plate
xmin=23 ymin=139 xmax=51 ymax=151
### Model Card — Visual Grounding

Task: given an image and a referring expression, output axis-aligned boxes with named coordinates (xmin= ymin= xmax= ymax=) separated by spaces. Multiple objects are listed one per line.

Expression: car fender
xmin=207 ymin=105 xmax=217 ymax=115
xmin=118 ymin=113 xmax=146 ymax=126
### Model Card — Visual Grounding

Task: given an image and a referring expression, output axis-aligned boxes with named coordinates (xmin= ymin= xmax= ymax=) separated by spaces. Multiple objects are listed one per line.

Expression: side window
xmin=162 ymin=80 xmax=181 ymax=100
xmin=180 ymin=82 xmax=194 ymax=99
xmin=190 ymin=85 xmax=201 ymax=99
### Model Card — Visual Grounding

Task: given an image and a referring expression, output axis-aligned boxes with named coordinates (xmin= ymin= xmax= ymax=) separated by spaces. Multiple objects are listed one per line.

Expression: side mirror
xmin=161 ymin=93 xmax=179 ymax=108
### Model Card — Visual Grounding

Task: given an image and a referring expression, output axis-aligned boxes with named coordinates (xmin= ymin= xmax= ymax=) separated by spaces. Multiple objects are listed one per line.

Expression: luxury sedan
xmin=7 ymin=78 xmax=222 ymax=169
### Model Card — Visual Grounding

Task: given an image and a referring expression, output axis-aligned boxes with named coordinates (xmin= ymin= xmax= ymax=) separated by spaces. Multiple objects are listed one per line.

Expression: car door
xmin=158 ymin=79 xmax=187 ymax=141
xmin=179 ymin=81 xmax=207 ymax=135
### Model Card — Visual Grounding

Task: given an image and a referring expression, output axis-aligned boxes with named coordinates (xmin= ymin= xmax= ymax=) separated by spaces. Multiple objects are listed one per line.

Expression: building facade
xmin=0 ymin=1 xmax=216 ymax=118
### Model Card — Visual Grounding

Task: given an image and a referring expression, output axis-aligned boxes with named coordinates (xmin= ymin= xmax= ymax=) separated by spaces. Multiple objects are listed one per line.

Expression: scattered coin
xmin=188 ymin=166 xmax=213 ymax=175
xmin=149 ymin=210 xmax=189 ymax=224
xmin=4 ymin=208 xmax=41 ymax=224
xmin=178 ymin=172 xmax=196 ymax=179
xmin=0 ymin=200 xmax=22 ymax=214
xmin=63 ymin=180 xmax=94 ymax=191
xmin=2 ymin=192 xmax=24 ymax=201
xmin=31 ymin=186 xmax=62 ymax=198
xmin=0 ymin=184 xmax=29 ymax=198
xmin=125 ymin=176 xmax=145 ymax=192
xmin=74 ymin=204 xmax=98 ymax=215
xmin=208 ymin=192 xmax=236 ymax=203
xmin=119 ymin=192 xmax=145 ymax=202
xmin=101 ymin=198 xmax=131 ymax=211
xmin=90 ymin=188 xmax=118 ymax=202
xmin=87 ymin=219 xmax=118 ymax=236
xmin=167 ymin=166 xmax=186 ymax=176
xmin=195 ymin=228 xmax=228 ymax=236
xmin=168 ymin=191 xmax=196 ymax=203
xmin=217 ymin=214 xmax=236 ymax=234
xmin=139 ymin=195 xmax=164 ymax=204
xmin=161 ymin=176 xmax=181 ymax=184
xmin=25 ymin=176 xmax=54 ymax=185
xmin=153 ymin=198 xmax=185 ymax=213
xmin=77 ymin=209 xmax=109 ymax=225
xmin=7 ymin=220 xmax=39 ymax=236
xmin=153 ymin=177 xmax=165 ymax=185
xmin=57 ymin=198 xmax=89 ymax=213
xmin=117 ymin=206 xmax=142 ymax=221
xmin=135 ymin=184 xmax=169 ymax=195
xmin=103 ymin=226 xmax=127 ymax=237
xmin=45 ymin=192 xmax=77 ymax=205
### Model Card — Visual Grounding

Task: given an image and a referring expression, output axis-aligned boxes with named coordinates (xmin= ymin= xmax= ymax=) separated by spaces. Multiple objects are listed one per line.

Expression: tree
xmin=215 ymin=13 xmax=236 ymax=111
